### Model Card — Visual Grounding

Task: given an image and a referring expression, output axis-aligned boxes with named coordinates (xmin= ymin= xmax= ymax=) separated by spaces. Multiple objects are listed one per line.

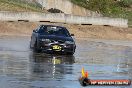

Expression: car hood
xmin=39 ymin=35 xmax=74 ymax=42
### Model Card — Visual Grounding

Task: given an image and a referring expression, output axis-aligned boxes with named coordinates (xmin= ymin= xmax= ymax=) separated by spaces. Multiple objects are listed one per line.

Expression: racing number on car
xmin=52 ymin=45 xmax=62 ymax=51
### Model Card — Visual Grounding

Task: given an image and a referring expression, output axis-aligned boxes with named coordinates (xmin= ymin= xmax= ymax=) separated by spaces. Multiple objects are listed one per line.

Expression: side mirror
xmin=33 ymin=30 xmax=36 ymax=32
xmin=71 ymin=34 xmax=74 ymax=36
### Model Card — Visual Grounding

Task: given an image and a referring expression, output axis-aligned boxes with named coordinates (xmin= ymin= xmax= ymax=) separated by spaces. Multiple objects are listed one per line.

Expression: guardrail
xmin=0 ymin=11 xmax=128 ymax=28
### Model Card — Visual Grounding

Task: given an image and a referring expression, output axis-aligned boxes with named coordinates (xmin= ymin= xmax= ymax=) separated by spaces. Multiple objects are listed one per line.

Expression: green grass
xmin=0 ymin=0 xmax=47 ymax=12
xmin=71 ymin=0 xmax=132 ymax=27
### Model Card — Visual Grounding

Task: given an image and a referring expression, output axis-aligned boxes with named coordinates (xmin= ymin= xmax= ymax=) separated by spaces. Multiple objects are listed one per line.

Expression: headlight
xmin=40 ymin=39 xmax=51 ymax=42
xmin=65 ymin=41 xmax=74 ymax=44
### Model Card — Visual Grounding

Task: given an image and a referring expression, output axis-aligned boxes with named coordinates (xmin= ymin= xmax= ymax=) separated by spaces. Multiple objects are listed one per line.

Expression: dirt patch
xmin=0 ymin=21 xmax=132 ymax=40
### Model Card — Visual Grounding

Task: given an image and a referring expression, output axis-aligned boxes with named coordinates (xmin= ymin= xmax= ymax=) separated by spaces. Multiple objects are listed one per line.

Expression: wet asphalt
xmin=0 ymin=36 xmax=132 ymax=88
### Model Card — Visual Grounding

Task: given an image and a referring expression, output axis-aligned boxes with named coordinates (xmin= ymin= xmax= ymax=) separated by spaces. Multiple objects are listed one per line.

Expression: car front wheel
xmin=33 ymin=41 xmax=41 ymax=53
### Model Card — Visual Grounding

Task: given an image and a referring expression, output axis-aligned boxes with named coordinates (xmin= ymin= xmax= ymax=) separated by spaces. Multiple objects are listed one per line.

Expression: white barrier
xmin=0 ymin=11 xmax=128 ymax=28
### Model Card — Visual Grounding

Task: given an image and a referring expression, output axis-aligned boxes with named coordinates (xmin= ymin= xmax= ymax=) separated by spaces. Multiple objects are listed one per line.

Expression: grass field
xmin=71 ymin=0 xmax=132 ymax=27
xmin=0 ymin=0 xmax=47 ymax=12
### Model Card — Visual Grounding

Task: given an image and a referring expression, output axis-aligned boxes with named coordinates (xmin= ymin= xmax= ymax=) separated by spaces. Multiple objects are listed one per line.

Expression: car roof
xmin=40 ymin=25 xmax=66 ymax=28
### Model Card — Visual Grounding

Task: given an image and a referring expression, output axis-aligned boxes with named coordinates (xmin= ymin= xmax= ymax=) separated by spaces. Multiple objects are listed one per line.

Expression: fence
xmin=0 ymin=11 xmax=128 ymax=28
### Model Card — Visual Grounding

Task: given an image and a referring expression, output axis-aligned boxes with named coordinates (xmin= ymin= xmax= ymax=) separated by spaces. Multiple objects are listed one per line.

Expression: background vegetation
xmin=0 ymin=0 xmax=45 ymax=12
xmin=71 ymin=0 xmax=132 ymax=27
xmin=0 ymin=0 xmax=131 ymax=27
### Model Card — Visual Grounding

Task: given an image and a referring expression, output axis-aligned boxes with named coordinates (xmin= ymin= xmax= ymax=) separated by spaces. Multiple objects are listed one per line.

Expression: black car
xmin=30 ymin=25 xmax=76 ymax=55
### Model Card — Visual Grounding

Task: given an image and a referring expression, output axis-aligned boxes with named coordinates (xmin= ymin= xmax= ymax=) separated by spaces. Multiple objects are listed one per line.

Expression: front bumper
xmin=38 ymin=42 xmax=76 ymax=53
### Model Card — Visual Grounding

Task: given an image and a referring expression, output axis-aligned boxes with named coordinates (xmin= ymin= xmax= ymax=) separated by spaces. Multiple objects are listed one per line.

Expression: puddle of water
xmin=0 ymin=37 xmax=131 ymax=88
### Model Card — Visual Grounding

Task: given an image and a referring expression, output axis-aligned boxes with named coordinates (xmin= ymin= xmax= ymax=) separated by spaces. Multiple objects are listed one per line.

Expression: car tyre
xmin=67 ymin=52 xmax=74 ymax=55
xmin=33 ymin=41 xmax=41 ymax=53
xmin=30 ymin=41 xmax=32 ymax=49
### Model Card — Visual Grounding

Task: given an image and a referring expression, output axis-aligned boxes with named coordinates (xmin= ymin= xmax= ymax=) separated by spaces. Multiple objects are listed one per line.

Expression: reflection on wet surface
xmin=0 ymin=37 xmax=132 ymax=88
xmin=29 ymin=53 xmax=75 ymax=81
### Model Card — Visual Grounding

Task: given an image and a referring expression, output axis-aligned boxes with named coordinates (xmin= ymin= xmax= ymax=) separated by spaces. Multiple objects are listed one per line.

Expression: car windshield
xmin=39 ymin=26 xmax=70 ymax=37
